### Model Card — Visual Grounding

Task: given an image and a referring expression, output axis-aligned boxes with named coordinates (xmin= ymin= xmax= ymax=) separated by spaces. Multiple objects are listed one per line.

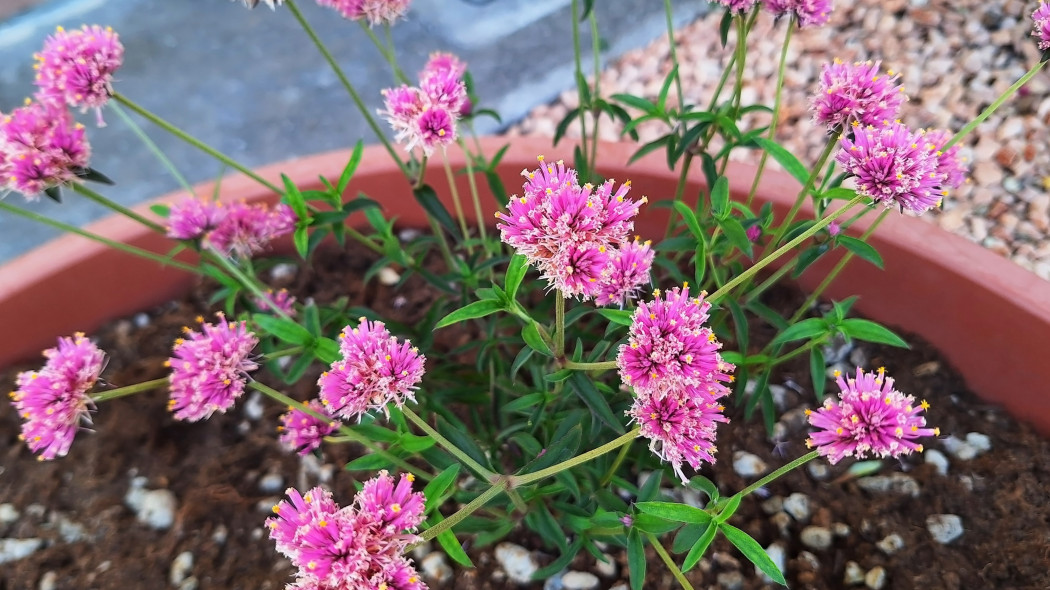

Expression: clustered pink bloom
xmin=806 ymin=367 xmax=939 ymax=464
xmin=379 ymin=52 xmax=467 ymax=156
xmin=0 ymin=100 xmax=90 ymax=197
xmin=278 ymin=400 xmax=339 ymax=455
xmin=811 ymin=60 xmax=905 ymax=131
xmin=1032 ymin=3 xmax=1050 ymax=50
xmin=33 ymin=25 xmax=124 ymax=125
xmin=167 ymin=313 xmax=259 ymax=422
xmin=597 ymin=238 xmax=654 ymax=308
xmin=268 ymin=473 xmax=427 ymax=589
xmin=255 ymin=288 xmax=298 ymax=317
xmin=317 ymin=318 xmax=425 ymax=421
xmin=745 ymin=224 xmax=762 ymax=242
xmin=166 ymin=197 xmax=297 ymax=258
xmin=763 ymin=0 xmax=833 ymax=27
xmin=837 ymin=121 xmax=965 ymax=214
xmin=617 ymin=287 xmax=735 ymax=482
xmin=317 ymin=0 xmax=411 ymax=26
xmin=495 ymin=157 xmax=649 ymax=300
xmin=716 ymin=0 xmax=758 ymax=12
xmin=9 ymin=333 xmax=105 ymax=460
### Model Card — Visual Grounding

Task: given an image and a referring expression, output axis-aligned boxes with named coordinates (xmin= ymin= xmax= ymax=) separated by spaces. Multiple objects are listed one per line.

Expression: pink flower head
xmin=811 ymin=60 xmax=905 ymax=130
xmin=764 ymin=0 xmax=832 ymax=27
xmin=837 ymin=121 xmax=945 ymax=214
xmin=0 ymin=100 xmax=90 ymax=198
xmin=355 ymin=471 xmax=425 ymax=533
xmin=317 ymin=319 xmax=425 ymax=421
xmin=167 ymin=313 xmax=259 ymax=422
xmin=745 ymin=224 xmax=762 ymax=242
xmin=924 ymin=129 xmax=968 ymax=190
xmin=716 ymin=0 xmax=758 ymax=12
xmin=420 ymin=53 xmax=467 ymax=114
xmin=416 ymin=106 xmax=456 ymax=155
xmin=549 ymin=241 xmax=611 ymax=299
xmin=33 ymin=25 xmax=124 ymax=125
xmin=806 ymin=367 xmax=939 ymax=464
xmin=254 ymin=288 xmax=297 ymax=317
xmin=581 ymin=178 xmax=645 ymax=244
xmin=827 ymin=221 xmax=842 ymax=236
xmin=370 ymin=556 xmax=427 ymax=590
xmin=205 ymin=201 xmax=297 ymax=257
xmin=1033 ymin=3 xmax=1050 ymax=50
xmin=629 ymin=384 xmax=729 ymax=483
xmin=618 ymin=287 xmax=735 ymax=396
xmin=167 ymin=197 xmax=226 ymax=240
xmin=422 ymin=52 xmax=466 ymax=79
xmin=279 ymin=400 xmax=339 ymax=455
xmin=317 ymin=0 xmax=410 ymax=26
xmin=10 ymin=333 xmax=105 ymax=460
xmin=597 ymin=238 xmax=654 ymax=308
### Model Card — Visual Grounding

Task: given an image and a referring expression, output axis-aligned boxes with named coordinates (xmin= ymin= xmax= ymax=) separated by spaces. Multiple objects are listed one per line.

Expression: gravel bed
xmin=511 ymin=0 xmax=1050 ymax=279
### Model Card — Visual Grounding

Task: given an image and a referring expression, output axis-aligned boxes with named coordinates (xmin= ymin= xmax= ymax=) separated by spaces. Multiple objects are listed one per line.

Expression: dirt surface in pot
xmin=1 ymin=240 xmax=1048 ymax=590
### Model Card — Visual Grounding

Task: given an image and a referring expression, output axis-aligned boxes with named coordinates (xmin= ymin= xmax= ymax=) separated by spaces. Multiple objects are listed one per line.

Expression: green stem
xmin=205 ymin=247 xmax=293 ymax=321
xmin=664 ymin=151 xmax=694 ymax=240
xmin=708 ymin=195 xmax=866 ymax=303
xmin=663 ymin=0 xmax=685 ymax=112
xmin=0 ymin=200 xmax=202 ymax=275
xmin=735 ymin=450 xmax=819 ymax=499
xmin=647 ymin=533 xmax=695 ymax=590
xmin=512 ymin=428 xmax=640 ymax=486
xmin=260 ymin=346 xmax=304 ymax=361
xmin=345 ymin=225 xmax=385 ymax=256
xmin=109 ymin=101 xmax=194 ymax=195
xmin=442 ymin=148 xmax=472 ymax=253
xmin=91 ymin=378 xmax=168 ymax=403
xmin=767 ymin=136 xmax=838 ymax=249
xmin=418 ymin=480 xmax=508 ymax=542
xmin=402 ymin=406 xmax=496 ymax=481
xmin=732 ymin=14 xmax=747 ymax=112
xmin=563 ymin=360 xmax=618 ymax=371
xmin=744 ymin=16 xmax=793 ymax=209
xmin=599 ymin=435 xmax=634 ymax=486
xmin=945 ymin=60 xmax=1046 ymax=150
xmin=112 ymin=93 xmax=281 ymax=194
xmin=458 ymin=140 xmax=489 ymax=254
xmin=571 ymin=0 xmax=589 ymax=175
xmin=554 ymin=293 xmax=566 ymax=359
xmin=588 ymin=8 xmax=602 ymax=169
xmin=382 ymin=24 xmax=410 ymax=84
xmin=770 ymin=338 xmax=823 ymax=366
xmin=249 ymin=381 xmax=430 ymax=481
xmin=71 ymin=183 xmax=165 ymax=234
xmin=361 ymin=21 xmax=410 ymax=84
xmin=285 ymin=0 xmax=408 ymax=177
xmin=743 ymin=260 xmax=794 ymax=305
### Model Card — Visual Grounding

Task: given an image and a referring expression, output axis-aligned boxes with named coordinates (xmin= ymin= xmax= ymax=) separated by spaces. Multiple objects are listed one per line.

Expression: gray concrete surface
xmin=0 ymin=0 xmax=708 ymax=262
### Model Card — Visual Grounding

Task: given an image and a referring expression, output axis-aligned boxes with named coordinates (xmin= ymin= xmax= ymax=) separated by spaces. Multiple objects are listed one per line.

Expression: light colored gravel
xmin=513 ymin=0 xmax=1050 ymax=279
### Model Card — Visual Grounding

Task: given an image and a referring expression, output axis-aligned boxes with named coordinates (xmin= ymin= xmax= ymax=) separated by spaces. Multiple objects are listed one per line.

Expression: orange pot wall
xmin=1 ymin=137 xmax=1048 ymax=434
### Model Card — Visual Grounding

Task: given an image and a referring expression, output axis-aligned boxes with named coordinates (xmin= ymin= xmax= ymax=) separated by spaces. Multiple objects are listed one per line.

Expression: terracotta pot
xmin=2 ymin=137 xmax=1048 ymax=435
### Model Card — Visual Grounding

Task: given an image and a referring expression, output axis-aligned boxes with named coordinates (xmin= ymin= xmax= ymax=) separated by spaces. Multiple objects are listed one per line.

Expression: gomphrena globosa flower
xmin=10 ymin=333 xmax=105 ymax=460
xmin=629 ymin=382 xmax=730 ymax=484
xmin=597 ymin=237 xmax=654 ymax=308
xmin=0 ymin=100 xmax=91 ymax=198
xmin=715 ymin=0 xmax=758 ymax=13
xmin=1033 ymin=2 xmax=1050 ymax=50
xmin=167 ymin=313 xmax=259 ymax=422
xmin=617 ymin=287 xmax=735 ymax=396
xmin=166 ymin=197 xmax=225 ymax=240
xmin=379 ymin=52 xmax=467 ymax=156
xmin=811 ymin=60 xmax=905 ymax=131
xmin=278 ymin=400 xmax=339 ymax=456
xmin=317 ymin=319 xmax=425 ymax=421
xmin=836 ymin=121 xmax=962 ymax=214
xmin=268 ymin=473 xmax=427 ymax=589
xmin=33 ymin=25 xmax=124 ymax=125
xmin=254 ymin=288 xmax=297 ymax=317
xmin=166 ymin=197 xmax=297 ymax=258
xmin=764 ymin=0 xmax=833 ymax=28
xmin=317 ymin=0 xmax=411 ymax=27
xmin=806 ymin=367 xmax=939 ymax=464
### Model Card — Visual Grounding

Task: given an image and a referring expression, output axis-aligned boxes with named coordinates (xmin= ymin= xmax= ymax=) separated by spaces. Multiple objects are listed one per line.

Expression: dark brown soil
xmin=1 ymin=241 xmax=1048 ymax=590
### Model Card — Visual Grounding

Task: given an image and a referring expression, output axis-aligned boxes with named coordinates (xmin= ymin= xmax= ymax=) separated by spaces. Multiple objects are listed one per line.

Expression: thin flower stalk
xmin=744 ymin=15 xmax=794 ymax=208
xmin=735 ymin=450 xmax=819 ymax=499
xmin=91 ymin=377 xmax=168 ymax=403
xmin=944 ymin=60 xmax=1046 ymax=150
xmin=417 ymin=479 xmax=509 ymax=543
xmin=457 ymin=138 xmax=490 ymax=255
xmin=647 ymin=532 xmax=696 ymax=590
xmin=402 ymin=406 xmax=496 ymax=481
xmin=441 ymin=148 xmax=472 ymax=253
xmin=108 ymin=101 xmax=194 ymax=195
xmin=588 ymin=8 xmax=602 ymax=170
xmin=511 ymin=427 xmax=641 ymax=486
xmin=571 ymin=0 xmax=590 ymax=175
xmin=763 ymin=135 xmax=838 ymax=251
xmin=71 ymin=183 xmax=165 ymax=234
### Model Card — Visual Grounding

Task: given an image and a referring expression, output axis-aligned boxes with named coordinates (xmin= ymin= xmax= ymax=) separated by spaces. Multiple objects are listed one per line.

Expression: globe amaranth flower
xmin=1033 ymin=3 xmax=1050 ymax=50
xmin=166 ymin=197 xmax=225 ymax=240
xmin=278 ymin=400 xmax=339 ymax=456
xmin=597 ymin=238 xmax=654 ymax=308
xmin=317 ymin=0 xmax=411 ymax=27
xmin=9 ymin=333 xmax=105 ymax=460
xmin=617 ymin=287 xmax=735 ymax=396
xmin=763 ymin=0 xmax=832 ymax=28
xmin=716 ymin=0 xmax=758 ymax=12
xmin=811 ymin=60 xmax=905 ymax=130
xmin=806 ymin=367 xmax=939 ymax=464
xmin=268 ymin=474 xmax=427 ymax=589
xmin=837 ymin=121 xmax=957 ymax=214
xmin=924 ymin=129 xmax=968 ymax=191
xmin=198 ymin=201 xmax=297 ymax=258
xmin=379 ymin=51 xmax=467 ymax=156
xmin=317 ymin=319 xmax=425 ymax=421
xmin=0 ymin=100 xmax=90 ymax=198
xmin=167 ymin=313 xmax=259 ymax=422
xmin=33 ymin=25 xmax=123 ymax=125
xmin=629 ymin=383 xmax=730 ymax=483
xmin=254 ymin=288 xmax=297 ymax=317
xmin=420 ymin=53 xmax=468 ymax=115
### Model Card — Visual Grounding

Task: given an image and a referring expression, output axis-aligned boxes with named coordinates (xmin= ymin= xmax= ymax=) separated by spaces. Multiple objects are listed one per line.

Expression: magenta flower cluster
xmin=811 ymin=60 xmax=905 ymax=131
xmin=268 ymin=473 xmax=427 ymax=590
xmin=617 ymin=288 xmax=735 ymax=482
xmin=763 ymin=0 xmax=833 ymax=28
xmin=167 ymin=198 xmax=297 ymax=258
xmin=167 ymin=313 xmax=259 ymax=422
xmin=34 ymin=25 xmax=124 ymax=124
xmin=278 ymin=400 xmax=339 ymax=456
xmin=317 ymin=0 xmax=411 ymax=26
xmin=255 ymin=288 xmax=298 ymax=317
xmin=10 ymin=333 xmax=105 ymax=460
xmin=806 ymin=367 xmax=938 ymax=464
xmin=836 ymin=121 xmax=965 ymax=214
xmin=716 ymin=0 xmax=758 ymax=13
xmin=1033 ymin=3 xmax=1050 ymax=50
xmin=496 ymin=157 xmax=653 ymax=303
xmin=317 ymin=318 xmax=426 ymax=421
xmin=380 ymin=52 xmax=468 ymax=156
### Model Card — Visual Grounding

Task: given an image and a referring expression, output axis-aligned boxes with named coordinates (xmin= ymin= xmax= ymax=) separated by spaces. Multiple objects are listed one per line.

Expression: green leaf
xmin=76 ymin=166 xmax=115 ymax=185
xmin=636 ymin=502 xmax=713 ymax=525
xmin=315 ymin=337 xmax=340 ymax=363
xmin=43 ymin=186 xmax=62 ymax=202
xmin=522 ymin=321 xmax=553 ymax=356
xmin=715 ymin=495 xmax=742 ymax=523
xmin=435 ymin=300 xmax=504 ymax=329
xmin=436 ymin=417 xmax=494 ymax=472
xmin=281 ymin=173 xmax=309 ymax=219
xmin=682 ymin=521 xmax=717 ymax=571
xmin=711 ymin=176 xmax=730 ymax=220
xmin=597 ymin=308 xmax=634 ymax=327
xmin=754 ymin=137 xmax=809 ymax=187
xmin=689 ymin=476 xmax=719 ymax=502
xmin=293 ymin=227 xmax=309 ymax=259
xmin=657 ymin=65 xmax=678 ymax=113
xmin=569 ymin=372 xmax=626 ymax=434
xmin=718 ymin=8 xmax=732 ymax=48
xmin=150 ymin=204 xmax=170 ymax=217
xmin=628 ymin=135 xmax=671 ymax=165
xmin=612 ymin=93 xmax=659 ymax=114
xmin=838 ymin=235 xmax=884 ymax=269
xmin=694 ymin=239 xmax=707 ymax=286
xmin=672 ymin=201 xmax=704 ymax=241
xmin=533 ymin=538 xmax=583 ymax=579
xmin=253 ymin=315 xmax=313 ymax=346
xmin=839 ymin=319 xmax=909 ymax=348
xmin=627 ymin=530 xmax=646 ymax=590
xmin=770 ymin=317 xmax=827 ymax=346
xmin=435 ymin=527 xmax=473 ymax=567
xmin=544 ymin=368 xmax=574 ymax=383
xmin=413 ymin=184 xmax=462 ymax=241
xmin=423 ymin=465 xmax=461 ymax=514
xmin=719 ymin=216 xmax=753 ymax=258
xmin=672 ymin=523 xmax=708 ymax=554
xmin=344 ymin=454 xmax=393 ymax=471
xmin=810 ymin=347 xmax=827 ymax=402
xmin=337 ymin=140 xmax=364 ymax=195
xmin=721 ymin=523 xmax=787 ymax=585
xmin=505 ymin=254 xmax=529 ymax=300
xmin=554 ymin=107 xmax=580 ymax=146
xmin=792 ymin=243 xmax=829 ymax=278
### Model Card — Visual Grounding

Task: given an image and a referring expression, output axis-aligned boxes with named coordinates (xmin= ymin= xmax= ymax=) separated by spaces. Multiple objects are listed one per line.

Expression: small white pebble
xmin=177 ymin=576 xmax=198 ymax=590
xmin=965 ymin=432 xmax=992 ymax=453
xmin=133 ymin=313 xmax=150 ymax=329
xmin=732 ymin=451 xmax=768 ymax=478
xmin=800 ymin=526 xmax=832 ymax=550
xmin=258 ymin=473 xmax=284 ymax=494
xmin=420 ymin=552 xmax=452 ymax=584
xmin=594 ymin=553 xmax=617 ymax=578
xmin=941 ymin=436 xmax=979 ymax=461
xmin=378 ymin=267 xmax=401 ymax=286
xmin=856 ymin=474 xmax=920 ymax=497
xmin=760 ymin=496 xmax=784 ymax=515
xmin=243 ymin=392 xmax=265 ymax=421
xmin=38 ymin=571 xmax=57 ymax=590
xmin=876 ymin=533 xmax=905 ymax=555
xmin=561 ymin=571 xmax=599 ymax=590
xmin=927 ymin=514 xmax=964 ymax=544
xmin=269 ymin=263 xmax=298 ymax=282
xmin=844 ymin=561 xmax=865 ymax=585
xmin=807 ymin=462 xmax=829 ymax=480
xmin=135 ymin=490 xmax=177 ymax=530
xmin=832 ymin=522 xmax=851 ymax=537
xmin=211 ymin=525 xmax=228 ymax=546
xmin=0 ymin=538 xmax=44 ymax=564
xmin=717 ymin=570 xmax=744 ymax=590
xmin=170 ymin=551 xmax=194 ymax=585
xmin=782 ymin=493 xmax=811 ymax=522
xmin=924 ymin=449 xmax=950 ymax=476
xmin=495 ymin=543 xmax=538 ymax=585
xmin=0 ymin=504 xmax=20 ymax=525
xmin=865 ymin=566 xmax=887 ymax=589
